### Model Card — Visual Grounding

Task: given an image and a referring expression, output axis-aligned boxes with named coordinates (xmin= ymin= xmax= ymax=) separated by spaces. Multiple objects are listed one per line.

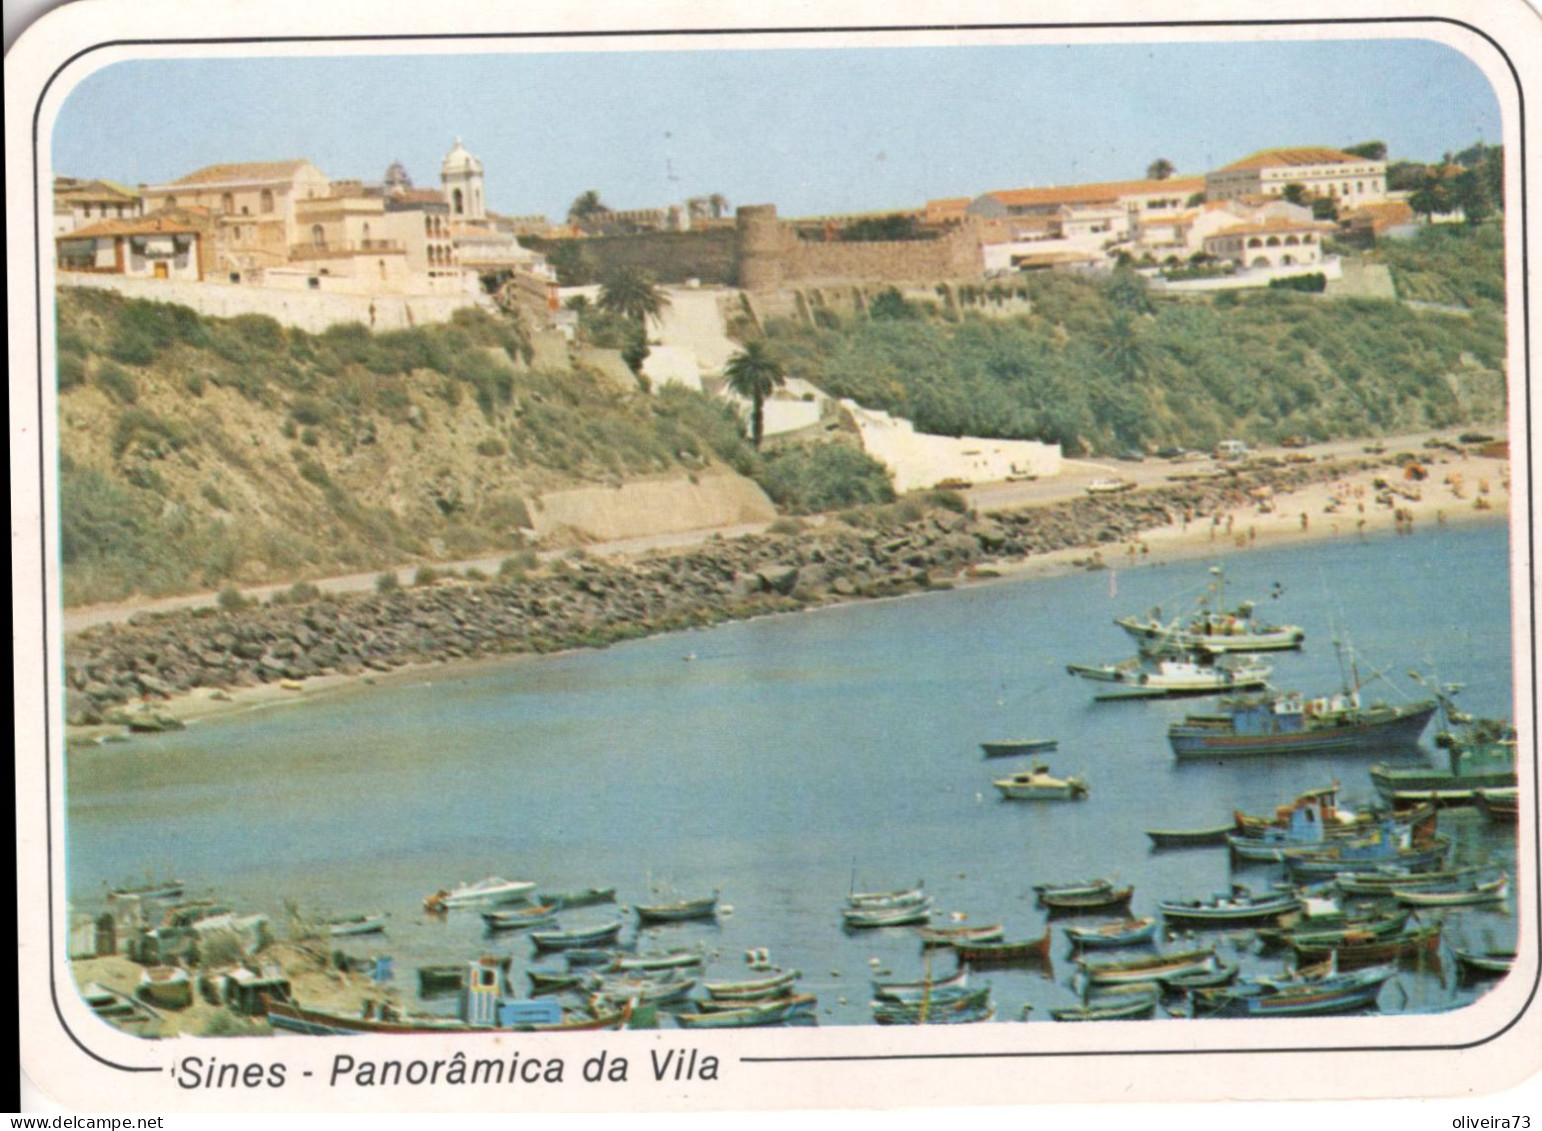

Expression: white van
xmin=1215 ymin=440 xmax=1250 ymax=461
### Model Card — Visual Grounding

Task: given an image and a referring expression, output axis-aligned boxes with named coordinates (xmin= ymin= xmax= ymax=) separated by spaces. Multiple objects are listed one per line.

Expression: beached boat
xmin=634 ymin=893 xmax=719 ymax=924
xmin=1086 ymin=477 xmax=1137 ymax=496
xmin=326 ymin=913 xmax=387 ymax=937
xmin=1169 ymin=687 xmax=1437 ymax=760
xmin=952 ymin=933 xmax=1053 ymax=966
xmin=1041 ymin=885 xmax=1134 ymax=914
xmin=675 ymin=998 xmax=795 ymax=1029
xmin=1116 ymin=567 xmax=1305 ymax=656
xmin=915 ymin=923 xmax=1005 ymax=948
xmin=81 ymin=981 xmax=163 ymax=1033
xmin=137 ymin=966 xmax=193 ymax=1010
xmin=1052 ymin=983 xmax=1161 ymax=1021
xmin=1157 ymin=887 xmax=1300 ymax=927
xmin=1078 ymin=948 xmax=1217 ymax=986
xmin=1189 ymin=964 xmax=1394 ymax=1018
xmin=1370 ymin=717 xmax=1517 ymax=806
xmin=1391 ymin=874 xmax=1508 ymax=907
xmin=1287 ymin=923 xmax=1444 ymax=969
xmin=992 ymin=764 xmax=1089 ymax=801
xmin=482 ymin=905 xmax=560 ymax=932
xmin=1069 ymin=651 xmax=1272 ymax=701
xmin=980 ymin=738 xmax=1059 ymax=758
xmin=1146 ymin=825 xmax=1233 ymax=849
xmin=1451 ymin=947 xmax=1516 ymax=977
xmin=529 ymin=920 xmax=624 ymax=952
xmin=703 ymin=969 xmax=801 ymax=1002
xmin=267 ymin=998 xmax=632 ymax=1035
xmin=536 ymin=886 xmax=617 ymax=909
xmin=424 ymin=876 xmax=537 ymax=912
xmin=1475 ymin=788 xmax=1520 ymax=823
xmin=842 ymin=900 xmax=933 ymax=929
xmin=1064 ymin=917 xmax=1159 ymax=949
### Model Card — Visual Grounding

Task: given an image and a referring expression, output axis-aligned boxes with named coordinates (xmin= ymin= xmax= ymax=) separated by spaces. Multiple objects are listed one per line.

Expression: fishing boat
xmin=1157 ymin=887 xmax=1300 ymax=927
xmin=951 ymin=933 xmax=1053 ymax=966
xmin=107 ymin=878 xmax=185 ymax=902
xmin=872 ymin=985 xmax=994 ymax=1024
xmin=847 ymin=882 xmax=927 ymax=908
xmin=326 ymin=913 xmax=388 ymax=937
xmin=606 ymin=948 xmax=707 ymax=973
xmin=591 ymin=974 xmax=698 ymax=1007
xmin=136 ymin=966 xmax=193 ymax=1009
xmin=525 ymin=969 xmax=588 ymax=995
xmin=1161 ymin=960 xmax=1241 ymax=990
xmin=872 ymin=967 xmax=969 ymax=1001
xmin=675 ymin=998 xmax=796 ymax=1029
xmin=1189 ymin=964 xmax=1394 ymax=1018
xmin=1052 ymin=983 xmax=1162 ymax=1021
xmin=1287 ymin=923 xmax=1444 ymax=969
xmin=1283 ymin=822 xmax=1452 ymax=881
xmin=535 ymin=886 xmax=616 ymax=909
xmin=1064 ymin=917 xmax=1159 ymax=949
xmin=703 ymin=969 xmax=801 ymax=1002
xmin=481 ymin=905 xmax=560 ymax=933
xmin=1256 ymin=909 xmax=1413 ymax=951
xmin=1169 ymin=688 xmax=1437 ymax=760
xmin=1475 ymin=788 xmax=1520 ymax=823
xmin=529 ymin=920 xmax=624 ymax=952
xmin=915 ymin=923 xmax=1005 ymax=948
xmin=1115 ymin=567 xmax=1305 ymax=656
xmin=1451 ymin=947 xmax=1517 ymax=977
xmin=980 ymin=738 xmax=1059 ymax=758
xmin=1145 ymin=825 xmax=1233 ymax=849
xmin=1335 ymin=863 xmax=1491 ymax=897
xmin=1041 ymin=885 xmax=1135 ymax=915
xmin=424 ymin=876 xmax=537 ymax=912
xmin=1370 ymin=716 xmax=1517 ymax=806
xmin=842 ymin=900 xmax=933 ymax=929
xmin=1391 ymin=874 xmax=1508 ymax=907
xmin=1068 ymin=651 xmax=1272 ymax=701
xmin=992 ymin=764 xmax=1089 ymax=801
xmin=267 ymin=997 xmax=632 ymax=1034
xmin=1035 ymin=878 xmax=1116 ymax=903
xmin=634 ymin=893 xmax=719 ymax=924
xmin=1077 ymin=948 xmax=1216 ymax=986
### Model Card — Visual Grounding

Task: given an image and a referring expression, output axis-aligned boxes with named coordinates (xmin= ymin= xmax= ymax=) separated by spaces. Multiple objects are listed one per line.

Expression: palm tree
xmin=598 ymin=267 xmax=670 ymax=327
xmin=567 ymin=190 xmax=607 ymax=224
xmin=723 ymin=339 xmax=786 ymax=447
xmin=1146 ymin=158 xmax=1176 ymax=181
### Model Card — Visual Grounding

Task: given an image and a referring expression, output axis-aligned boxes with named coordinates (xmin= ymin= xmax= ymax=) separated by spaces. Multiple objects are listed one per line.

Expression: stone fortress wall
xmin=734 ymin=204 xmax=984 ymax=291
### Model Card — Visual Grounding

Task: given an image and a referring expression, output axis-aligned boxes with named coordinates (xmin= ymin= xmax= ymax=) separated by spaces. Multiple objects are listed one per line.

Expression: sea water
xmin=64 ymin=519 xmax=1523 ymax=1023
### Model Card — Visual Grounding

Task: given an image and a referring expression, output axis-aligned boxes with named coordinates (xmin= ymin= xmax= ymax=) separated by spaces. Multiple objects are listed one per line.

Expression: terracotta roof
xmin=984 ymin=175 xmax=1204 ymax=208
xmin=61 ymin=207 xmax=209 ymax=240
xmin=172 ymin=160 xmax=314 ymax=186
xmin=56 ymin=180 xmax=140 ymax=203
xmin=1210 ymin=216 xmax=1336 ymax=238
xmin=1341 ymin=200 xmax=1416 ymax=231
xmin=925 ymin=197 xmax=972 ymax=220
xmin=392 ymin=188 xmax=446 ymax=205
xmin=1215 ymin=147 xmax=1374 ymax=173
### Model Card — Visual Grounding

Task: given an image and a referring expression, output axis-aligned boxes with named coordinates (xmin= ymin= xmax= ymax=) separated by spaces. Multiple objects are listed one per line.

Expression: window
xmin=261 ymin=189 xmax=274 ymax=212
xmin=311 ymin=224 xmax=327 ymax=250
xmin=452 ymin=188 xmax=464 ymax=215
xmin=379 ymin=259 xmax=387 ymax=280
xmin=164 ymin=196 xmax=176 ymax=208
xmin=82 ymin=204 xmax=91 ymax=218
xmin=221 ymin=192 xmax=234 ymax=214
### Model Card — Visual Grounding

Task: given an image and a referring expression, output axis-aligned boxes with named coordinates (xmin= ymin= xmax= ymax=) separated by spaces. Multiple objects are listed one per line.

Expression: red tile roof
xmin=985 ymin=175 xmax=1204 ymax=208
xmin=172 ymin=160 xmax=314 ymax=186
xmin=61 ymin=207 xmax=210 ymax=239
xmin=1215 ymin=147 xmax=1374 ymax=173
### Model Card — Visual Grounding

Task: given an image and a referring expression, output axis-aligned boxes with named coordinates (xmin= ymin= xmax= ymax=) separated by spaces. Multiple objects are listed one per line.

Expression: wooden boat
xmin=418 ymin=964 xmax=467 ymax=996
xmin=1391 ymin=874 xmax=1508 ymax=907
xmin=1288 ymin=923 xmax=1444 ymax=969
xmin=1161 ymin=960 xmax=1241 ymax=990
xmin=481 ymin=904 xmax=560 ymax=932
xmin=843 ymin=900 xmax=933 ymax=929
xmin=1064 ymin=917 xmax=1159 ymax=949
xmin=326 ymin=913 xmax=387 ymax=937
xmin=1078 ymin=947 xmax=1216 ymax=986
xmin=1451 ymin=947 xmax=1517 ymax=977
xmin=675 ymin=998 xmax=795 ymax=1028
xmin=529 ymin=920 xmax=624 ymax=951
xmin=606 ymin=948 xmax=706 ymax=973
xmin=1035 ymin=878 xmax=1116 ymax=903
xmin=993 ymin=764 xmax=1088 ymax=801
xmin=1116 ymin=567 xmax=1305 ymax=656
xmin=1052 ymin=983 xmax=1161 ymax=1021
xmin=1069 ymin=651 xmax=1272 ymax=701
xmin=1042 ymin=885 xmax=1134 ymax=914
xmin=1146 ymin=825 xmax=1233 ymax=849
xmin=634 ymin=893 xmax=719 ymax=924
xmin=1086 ymin=476 xmax=1138 ymax=496
xmin=81 ymin=981 xmax=162 ymax=1033
xmin=525 ymin=969 xmax=587 ymax=994
xmin=847 ymin=883 xmax=927 ymax=908
xmin=874 ymin=1001 xmax=995 ymax=1025
xmin=1284 ymin=831 xmax=1452 ymax=881
xmin=1256 ymin=909 xmax=1413 ymax=950
xmin=591 ymin=974 xmax=697 ymax=1007
xmin=107 ymin=878 xmax=185 ymax=902
xmin=916 ymin=923 xmax=1005 ymax=948
xmin=980 ymin=738 xmax=1058 ymax=758
xmin=1335 ymin=864 xmax=1490 ymax=896
xmin=1157 ymin=887 xmax=1300 ymax=927
xmin=1370 ymin=716 xmax=1516 ymax=806
xmin=424 ymin=876 xmax=537 ymax=912
xmin=1169 ymin=687 xmax=1436 ymax=760
xmin=1190 ymin=964 xmax=1394 ymax=1018
xmin=137 ymin=965 xmax=193 ymax=1009
xmin=536 ymin=886 xmax=617 ymax=909
xmin=872 ymin=985 xmax=993 ymax=1024
xmin=1475 ymin=788 xmax=1520 ymax=823
xmin=703 ymin=969 xmax=801 ymax=1002
xmin=872 ymin=967 xmax=969 ymax=1001
xmin=952 ymin=932 xmax=1052 ymax=966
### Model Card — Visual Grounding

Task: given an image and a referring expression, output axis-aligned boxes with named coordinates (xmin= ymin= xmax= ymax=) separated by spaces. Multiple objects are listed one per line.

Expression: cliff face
xmin=53 ymin=288 xmax=763 ymax=605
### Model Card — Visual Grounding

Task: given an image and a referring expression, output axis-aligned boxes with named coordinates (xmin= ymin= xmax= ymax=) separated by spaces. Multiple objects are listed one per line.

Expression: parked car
xmin=1280 ymin=435 xmax=1309 ymax=449
xmin=1215 ymin=440 xmax=1251 ymax=461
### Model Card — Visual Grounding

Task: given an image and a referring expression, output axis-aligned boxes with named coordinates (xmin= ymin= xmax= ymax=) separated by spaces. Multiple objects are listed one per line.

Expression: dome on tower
xmin=383 ymin=160 xmax=412 ymax=191
xmin=441 ymin=139 xmax=483 ymax=177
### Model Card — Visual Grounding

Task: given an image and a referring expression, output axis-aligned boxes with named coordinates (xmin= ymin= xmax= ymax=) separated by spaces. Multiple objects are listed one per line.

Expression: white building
xmin=1205 ymin=147 xmax=1387 ymax=211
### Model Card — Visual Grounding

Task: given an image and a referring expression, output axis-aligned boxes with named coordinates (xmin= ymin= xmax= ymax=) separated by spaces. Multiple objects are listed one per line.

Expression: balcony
xmin=289 ymin=240 xmax=404 ymax=259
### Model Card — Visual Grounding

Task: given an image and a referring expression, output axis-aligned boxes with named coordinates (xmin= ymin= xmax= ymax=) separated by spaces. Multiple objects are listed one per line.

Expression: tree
xmin=1103 ymin=266 xmax=1153 ymax=314
xmin=1344 ymin=140 xmax=1388 ymax=161
xmin=723 ymin=339 xmax=787 ymax=448
xmin=1451 ymin=168 xmax=1494 ymax=227
xmin=597 ymin=266 xmax=671 ymax=326
xmin=567 ymin=190 xmax=607 ymax=223
xmin=546 ymin=240 xmax=595 ymax=286
xmin=1146 ymin=158 xmax=1176 ymax=181
xmin=1311 ymin=197 xmax=1339 ymax=222
xmin=1099 ymin=311 xmax=1157 ymax=383
xmin=1408 ymin=174 xmax=1454 ymax=222
xmin=1282 ymin=182 xmax=1308 ymax=206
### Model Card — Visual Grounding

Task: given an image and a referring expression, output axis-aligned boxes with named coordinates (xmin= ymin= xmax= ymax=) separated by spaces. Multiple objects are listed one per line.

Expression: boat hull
xmin=1169 ymin=703 xmax=1436 ymax=760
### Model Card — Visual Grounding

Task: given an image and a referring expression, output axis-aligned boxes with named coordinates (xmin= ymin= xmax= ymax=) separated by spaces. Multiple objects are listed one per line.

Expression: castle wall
xmin=733 ymin=204 xmax=984 ymax=291
xmin=527 ymin=229 xmax=738 ymax=286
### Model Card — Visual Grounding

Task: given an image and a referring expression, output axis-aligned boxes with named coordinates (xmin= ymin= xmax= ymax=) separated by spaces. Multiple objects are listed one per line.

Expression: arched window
xmin=452 ymin=188 xmax=464 ymax=215
xmin=1247 ymin=237 xmax=1262 ymax=249
xmin=1303 ymin=234 xmax=1315 ymax=245
xmin=1252 ymin=257 xmax=1270 ymax=269
xmin=221 ymin=193 xmax=234 ymax=214
xmin=311 ymin=224 xmax=326 ymax=250
xmin=1265 ymin=236 xmax=1280 ymax=247
xmin=1284 ymin=235 xmax=1300 ymax=246
xmin=164 ymin=196 xmax=177 ymax=208
xmin=261 ymin=189 xmax=274 ymax=212
xmin=425 ymin=216 xmax=433 ymax=235
xmin=362 ymin=222 xmax=371 ymax=244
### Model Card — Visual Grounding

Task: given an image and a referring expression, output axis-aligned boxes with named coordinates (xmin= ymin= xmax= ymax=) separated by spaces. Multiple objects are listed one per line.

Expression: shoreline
xmin=63 ymin=450 xmax=1511 ymax=745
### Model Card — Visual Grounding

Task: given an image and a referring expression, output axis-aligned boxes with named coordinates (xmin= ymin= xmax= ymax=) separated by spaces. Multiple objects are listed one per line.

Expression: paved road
xmin=60 ymin=427 xmax=1480 ymax=636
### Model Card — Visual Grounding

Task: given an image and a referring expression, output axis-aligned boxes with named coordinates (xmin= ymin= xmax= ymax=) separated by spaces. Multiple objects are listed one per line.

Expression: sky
xmin=50 ymin=37 xmax=1503 ymax=220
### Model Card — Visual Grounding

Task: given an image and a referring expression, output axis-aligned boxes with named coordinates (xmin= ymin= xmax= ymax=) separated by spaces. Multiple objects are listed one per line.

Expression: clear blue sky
xmin=51 ymin=38 xmax=1502 ymax=219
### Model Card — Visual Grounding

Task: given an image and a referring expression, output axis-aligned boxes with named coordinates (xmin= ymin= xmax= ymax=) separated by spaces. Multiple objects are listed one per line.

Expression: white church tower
xmin=441 ymin=138 xmax=485 ymax=222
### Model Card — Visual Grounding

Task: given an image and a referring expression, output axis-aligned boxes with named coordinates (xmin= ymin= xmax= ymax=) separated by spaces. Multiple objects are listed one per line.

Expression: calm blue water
xmin=65 ymin=520 xmax=1523 ymax=1024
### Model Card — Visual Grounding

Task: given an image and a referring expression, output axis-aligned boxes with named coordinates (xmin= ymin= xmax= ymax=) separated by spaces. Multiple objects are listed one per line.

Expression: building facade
xmin=1205 ymin=147 xmax=1387 ymax=210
